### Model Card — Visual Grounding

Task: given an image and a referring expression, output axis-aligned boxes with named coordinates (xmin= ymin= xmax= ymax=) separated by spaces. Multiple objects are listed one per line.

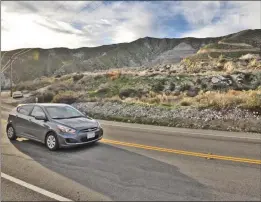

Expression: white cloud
xmin=1 ymin=1 xmax=260 ymax=51
xmin=170 ymin=1 xmax=223 ymax=27
xmin=1 ymin=1 xmax=159 ymax=50
xmin=179 ymin=1 xmax=261 ymax=38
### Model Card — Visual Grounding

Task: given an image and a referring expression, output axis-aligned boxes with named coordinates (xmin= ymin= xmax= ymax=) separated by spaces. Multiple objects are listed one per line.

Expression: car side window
xmin=31 ymin=106 xmax=46 ymax=118
xmin=17 ymin=105 xmax=33 ymax=116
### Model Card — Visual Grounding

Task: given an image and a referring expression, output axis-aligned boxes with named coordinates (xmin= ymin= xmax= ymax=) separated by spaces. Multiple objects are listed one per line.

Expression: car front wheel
xmin=46 ymin=133 xmax=59 ymax=151
xmin=7 ymin=125 xmax=17 ymax=140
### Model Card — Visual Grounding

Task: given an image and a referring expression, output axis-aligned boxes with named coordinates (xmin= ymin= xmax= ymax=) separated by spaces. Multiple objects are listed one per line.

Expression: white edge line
xmin=100 ymin=123 xmax=261 ymax=141
xmin=1 ymin=172 xmax=73 ymax=201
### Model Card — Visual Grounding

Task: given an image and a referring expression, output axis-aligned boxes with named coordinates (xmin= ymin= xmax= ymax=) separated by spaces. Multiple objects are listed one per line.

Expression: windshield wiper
xmin=66 ymin=115 xmax=85 ymax=119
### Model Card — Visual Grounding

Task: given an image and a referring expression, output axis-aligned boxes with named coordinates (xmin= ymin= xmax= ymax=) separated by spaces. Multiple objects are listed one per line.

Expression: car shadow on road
xmin=13 ymin=139 xmax=99 ymax=153
xmin=10 ymin=139 xmax=217 ymax=201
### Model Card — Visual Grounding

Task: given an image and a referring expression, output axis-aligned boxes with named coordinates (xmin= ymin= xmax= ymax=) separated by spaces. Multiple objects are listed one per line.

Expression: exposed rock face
xmin=149 ymin=42 xmax=197 ymax=66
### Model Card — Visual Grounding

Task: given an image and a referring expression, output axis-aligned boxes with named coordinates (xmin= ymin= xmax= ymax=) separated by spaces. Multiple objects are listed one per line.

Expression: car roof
xmin=18 ymin=103 xmax=70 ymax=107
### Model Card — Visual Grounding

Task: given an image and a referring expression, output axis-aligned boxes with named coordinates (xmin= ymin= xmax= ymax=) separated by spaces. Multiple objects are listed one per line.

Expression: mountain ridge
xmin=1 ymin=29 xmax=260 ymax=83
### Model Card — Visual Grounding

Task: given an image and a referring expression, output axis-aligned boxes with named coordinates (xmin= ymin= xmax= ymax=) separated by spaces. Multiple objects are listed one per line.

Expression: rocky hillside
xmin=2 ymin=29 xmax=260 ymax=83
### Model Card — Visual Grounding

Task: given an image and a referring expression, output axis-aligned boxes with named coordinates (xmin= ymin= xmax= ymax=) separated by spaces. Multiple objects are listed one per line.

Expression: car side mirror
xmin=35 ymin=115 xmax=47 ymax=121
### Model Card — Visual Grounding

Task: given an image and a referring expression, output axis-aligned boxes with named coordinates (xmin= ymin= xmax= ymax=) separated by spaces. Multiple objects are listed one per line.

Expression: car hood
xmin=53 ymin=117 xmax=98 ymax=130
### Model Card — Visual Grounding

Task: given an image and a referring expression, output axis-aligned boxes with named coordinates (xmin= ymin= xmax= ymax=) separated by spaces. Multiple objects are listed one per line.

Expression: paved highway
xmin=1 ymin=104 xmax=261 ymax=201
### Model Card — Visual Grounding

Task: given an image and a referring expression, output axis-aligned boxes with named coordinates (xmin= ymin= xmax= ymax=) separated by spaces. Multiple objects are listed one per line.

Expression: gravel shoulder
xmin=73 ymin=102 xmax=261 ymax=134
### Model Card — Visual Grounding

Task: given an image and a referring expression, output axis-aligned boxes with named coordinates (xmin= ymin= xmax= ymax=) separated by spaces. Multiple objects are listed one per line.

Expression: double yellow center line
xmin=101 ymin=139 xmax=261 ymax=165
xmin=1 ymin=119 xmax=261 ymax=165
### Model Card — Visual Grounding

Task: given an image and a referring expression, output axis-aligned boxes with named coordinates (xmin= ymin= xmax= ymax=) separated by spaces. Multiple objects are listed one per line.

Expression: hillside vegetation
xmin=5 ymin=29 xmax=261 ymax=133
xmin=2 ymin=30 xmax=244 ymax=82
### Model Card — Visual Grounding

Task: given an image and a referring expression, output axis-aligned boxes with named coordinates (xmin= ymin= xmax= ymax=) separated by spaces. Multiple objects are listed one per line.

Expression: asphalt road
xmin=1 ymin=104 xmax=261 ymax=201
xmin=1 ymin=178 xmax=54 ymax=201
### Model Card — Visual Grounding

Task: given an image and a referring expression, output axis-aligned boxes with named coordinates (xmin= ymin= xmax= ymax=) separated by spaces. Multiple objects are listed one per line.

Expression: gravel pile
xmin=72 ymin=102 xmax=261 ymax=133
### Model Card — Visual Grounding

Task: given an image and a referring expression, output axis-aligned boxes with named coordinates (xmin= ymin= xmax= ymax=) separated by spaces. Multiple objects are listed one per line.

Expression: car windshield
xmin=45 ymin=106 xmax=84 ymax=119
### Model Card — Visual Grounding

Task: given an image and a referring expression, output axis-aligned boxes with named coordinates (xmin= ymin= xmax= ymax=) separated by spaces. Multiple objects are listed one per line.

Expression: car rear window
xmin=17 ymin=105 xmax=34 ymax=116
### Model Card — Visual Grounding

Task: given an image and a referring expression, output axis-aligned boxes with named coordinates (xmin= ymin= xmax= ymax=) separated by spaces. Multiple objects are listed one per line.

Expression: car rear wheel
xmin=46 ymin=133 xmax=59 ymax=151
xmin=7 ymin=125 xmax=17 ymax=140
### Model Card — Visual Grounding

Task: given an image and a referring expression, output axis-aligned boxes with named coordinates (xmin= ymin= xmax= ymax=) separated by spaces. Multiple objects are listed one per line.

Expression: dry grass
xmin=193 ymin=89 xmax=261 ymax=109
xmin=105 ymin=89 xmax=261 ymax=110
xmin=107 ymin=70 xmax=121 ymax=80
xmin=248 ymin=59 xmax=261 ymax=70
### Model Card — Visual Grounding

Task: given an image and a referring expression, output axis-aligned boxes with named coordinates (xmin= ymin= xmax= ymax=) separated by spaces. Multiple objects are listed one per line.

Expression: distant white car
xmin=12 ymin=91 xmax=23 ymax=99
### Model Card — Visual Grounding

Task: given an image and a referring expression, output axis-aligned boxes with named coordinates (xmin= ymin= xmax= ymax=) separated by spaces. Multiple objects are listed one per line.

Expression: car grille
xmin=80 ymin=136 xmax=98 ymax=142
xmin=80 ymin=130 xmax=103 ymax=143
xmin=80 ymin=127 xmax=98 ymax=133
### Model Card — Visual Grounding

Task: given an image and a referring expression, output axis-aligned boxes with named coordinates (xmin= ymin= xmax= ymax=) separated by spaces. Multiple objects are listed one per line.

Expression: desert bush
xmin=218 ymin=54 xmax=226 ymax=63
xmin=35 ymin=92 xmax=55 ymax=103
xmin=195 ymin=90 xmax=261 ymax=109
xmin=179 ymin=82 xmax=191 ymax=91
xmin=48 ymin=82 xmax=69 ymax=93
xmin=52 ymin=91 xmax=78 ymax=104
xmin=119 ymin=88 xmax=138 ymax=99
xmin=151 ymin=80 xmax=165 ymax=92
xmin=107 ymin=70 xmax=121 ymax=80
xmin=60 ymin=74 xmax=72 ymax=81
xmin=73 ymin=74 xmax=84 ymax=82
xmin=147 ymin=97 xmax=161 ymax=104
xmin=242 ymin=90 xmax=261 ymax=109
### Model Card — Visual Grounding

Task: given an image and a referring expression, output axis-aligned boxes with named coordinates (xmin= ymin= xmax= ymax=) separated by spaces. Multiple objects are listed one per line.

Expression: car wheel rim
xmin=47 ymin=135 xmax=56 ymax=149
xmin=7 ymin=127 xmax=14 ymax=138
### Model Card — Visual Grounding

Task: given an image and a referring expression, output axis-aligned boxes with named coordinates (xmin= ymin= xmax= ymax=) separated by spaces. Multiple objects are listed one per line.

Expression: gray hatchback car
xmin=6 ymin=103 xmax=103 ymax=150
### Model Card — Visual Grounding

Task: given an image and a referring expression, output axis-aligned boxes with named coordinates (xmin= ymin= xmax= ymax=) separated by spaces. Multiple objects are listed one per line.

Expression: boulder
xmin=186 ymin=88 xmax=200 ymax=97
xmin=239 ymin=60 xmax=248 ymax=66
xmin=165 ymin=64 xmax=171 ymax=69
xmin=211 ymin=76 xmax=227 ymax=84
xmin=239 ymin=54 xmax=260 ymax=61
xmin=138 ymin=71 xmax=147 ymax=76
xmin=231 ymin=73 xmax=245 ymax=84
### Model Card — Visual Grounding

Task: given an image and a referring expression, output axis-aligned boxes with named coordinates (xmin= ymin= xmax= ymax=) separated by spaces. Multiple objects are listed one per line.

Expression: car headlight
xmin=96 ymin=121 xmax=102 ymax=128
xmin=57 ymin=125 xmax=76 ymax=134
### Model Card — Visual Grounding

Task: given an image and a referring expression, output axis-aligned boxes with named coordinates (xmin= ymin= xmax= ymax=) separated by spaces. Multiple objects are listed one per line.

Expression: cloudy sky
xmin=1 ymin=1 xmax=260 ymax=51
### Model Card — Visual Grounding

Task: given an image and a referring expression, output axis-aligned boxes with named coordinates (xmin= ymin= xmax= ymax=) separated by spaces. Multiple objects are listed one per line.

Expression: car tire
xmin=6 ymin=125 xmax=17 ymax=140
xmin=45 ymin=133 xmax=59 ymax=151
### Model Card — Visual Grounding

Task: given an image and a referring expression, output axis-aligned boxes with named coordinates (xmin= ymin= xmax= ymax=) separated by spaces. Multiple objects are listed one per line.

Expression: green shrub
xmin=151 ymin=80 xmax=165 ymax=92
xmin=180 ymin=82 xmax=191 ymax=91
xmin=48 ymin=82 xmax=69 ymax=93
xmin=52 ymin=91 xmax=78 ymax=104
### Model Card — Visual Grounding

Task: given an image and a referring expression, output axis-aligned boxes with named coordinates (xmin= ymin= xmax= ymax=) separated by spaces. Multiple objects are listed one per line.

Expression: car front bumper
xmin=57 ymin=128 xmax=103 ymax=148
